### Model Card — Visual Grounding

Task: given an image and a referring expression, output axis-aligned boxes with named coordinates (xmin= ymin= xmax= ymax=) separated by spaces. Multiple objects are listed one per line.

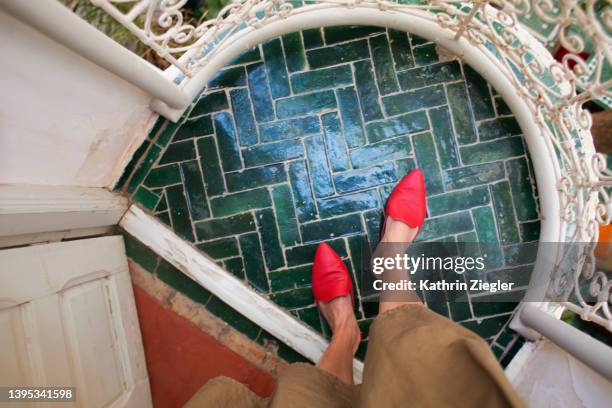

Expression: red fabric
xmin=133 ymin=286 xmax=276 ymax=408
xmin=386 ymin=168 xmax=427 ymax=229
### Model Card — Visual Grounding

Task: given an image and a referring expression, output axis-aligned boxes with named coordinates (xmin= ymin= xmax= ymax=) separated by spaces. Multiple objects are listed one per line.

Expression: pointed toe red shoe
xmin=385 ymin=168 xmax=427 ymax=232
xmin=312 ymin=242 xmax=354 ymax=304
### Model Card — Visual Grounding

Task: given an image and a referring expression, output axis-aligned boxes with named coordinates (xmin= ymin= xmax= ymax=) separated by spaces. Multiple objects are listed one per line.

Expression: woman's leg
xmin=315 ymin=295 xmax=360 ymax=385
xmin=375 ymin=217 xmax=423 ymax=314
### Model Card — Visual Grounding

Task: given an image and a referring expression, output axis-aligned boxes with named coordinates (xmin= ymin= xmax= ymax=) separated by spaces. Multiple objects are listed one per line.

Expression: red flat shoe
xmin=383 ymin=168 xmax=427 ymax=235
xmin=312 ymin=242 xmax=354 ymax=304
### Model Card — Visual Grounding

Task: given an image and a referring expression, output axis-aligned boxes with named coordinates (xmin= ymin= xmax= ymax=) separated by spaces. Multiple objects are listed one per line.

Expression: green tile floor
xmin=119 ymin=26 xmax=540 ymax=365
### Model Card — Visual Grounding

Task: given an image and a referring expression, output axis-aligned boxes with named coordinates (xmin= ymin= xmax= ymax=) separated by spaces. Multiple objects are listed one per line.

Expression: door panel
xmin=0 ymin=236 xmax=152 ymax=408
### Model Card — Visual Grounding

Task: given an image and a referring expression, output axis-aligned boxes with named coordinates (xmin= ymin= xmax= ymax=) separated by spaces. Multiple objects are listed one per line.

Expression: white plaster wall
xmin=0 ymin=11 xmax=156 ymax=188
xmin=511 ymin=340 xmax=612 ymax=408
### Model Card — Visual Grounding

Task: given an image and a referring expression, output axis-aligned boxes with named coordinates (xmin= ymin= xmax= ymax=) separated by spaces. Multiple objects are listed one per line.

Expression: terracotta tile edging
xmin=129 ymin=259 xmax=288 ymax=377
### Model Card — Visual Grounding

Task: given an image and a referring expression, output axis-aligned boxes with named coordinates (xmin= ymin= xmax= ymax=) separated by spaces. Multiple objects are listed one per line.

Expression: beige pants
xmin=185 ymin=305 xmax=526 ymax=408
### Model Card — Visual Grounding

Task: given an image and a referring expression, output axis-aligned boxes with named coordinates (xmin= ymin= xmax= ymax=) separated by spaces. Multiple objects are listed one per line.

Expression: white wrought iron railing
xmin=2 ymin=0 xmax=610 ymax=375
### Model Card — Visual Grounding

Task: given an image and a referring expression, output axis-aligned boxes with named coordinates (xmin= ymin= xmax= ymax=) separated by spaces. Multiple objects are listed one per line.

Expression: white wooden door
xmin=0 ymin=236 xmax=152 ymax=408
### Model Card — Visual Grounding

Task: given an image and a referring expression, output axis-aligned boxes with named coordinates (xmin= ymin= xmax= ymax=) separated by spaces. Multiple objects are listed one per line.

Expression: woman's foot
xmin=318 ymin=296 xmax=360 ymax=354
xmin=382 ymin=168 xmax=426 ymax=243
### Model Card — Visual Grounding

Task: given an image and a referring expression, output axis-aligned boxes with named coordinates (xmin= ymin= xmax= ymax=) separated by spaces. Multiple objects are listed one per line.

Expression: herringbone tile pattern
xmin=120 ymin=26 xmax=539 ymax=363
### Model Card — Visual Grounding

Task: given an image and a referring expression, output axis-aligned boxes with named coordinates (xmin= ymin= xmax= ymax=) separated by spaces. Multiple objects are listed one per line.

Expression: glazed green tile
xmin=394 ymin=157 xmax=416 ymax=179
xmin=206 ymin=296 xmax=261 ymax=339
xmin=501 ymin=337 xmax=525 ymax=367
xmin=496 ymin=329 xmax=516 ymax=347
xmin=471 ymin=291 xmax=523 ymax=317
xmin=363 ymin=209 xmax=382 ymax=244
xmin=397 ymin=61 xmax=461 ymax=90
xmin=243 ymin=139 xmax=303 ymax=167
xmin=180 ymin=160 xmax=210 ymax=220
xmin=464 ymin=65 xmax=495 ymax=120
xmin=381 ymin=85 xmax=445 ymax=116
xmin=323 ymin=25 xmax=383 ymax=44
xmin=270 ymin=288 xmax=314 ymax=309
xmin=361 ymin=300 xmax=379 ymax=319
xmin=333 ymin=162 xmax=397 ymax=194
xmin=282 ymin=33 xmax=306 ymax=73
xmin=195 ymin=213 xmax=255 ymax=241
xmin=355 ymin=340 xmax=368 ymax=361
xmin=366 ymin=111 xmax=429 ymax=143
xmin=519 ymin=221 xmax=540 ymax=242
xmin=275 ymin=90 xmax=336 ymax=119
xmin=213 ymin=112 xmax=242 ymax=172
xmin=461 ymin=315 xmax=511 ymax=339
xmin=297 ymin=307 xmax=323 ymax=332
xmin=357 ymin=318 xmax=374 ymax=340
xmin=429 ymin=106 xmax=460 ymax=169
xmin=428 ymin=186 xmax=490 ymax=217
xmin=490 ymin=182 xmax=520 ymax=244
xmin=290 ymin=65 xmax=352 ymax=93
xmin=208 ymin=66 xmax=247 ymax=89
xmin=159 ymin=140 xmax=196 ymax=165
xmin=115 ymin=140 xmax=150 ymax=190
xmin=472 ymin=206 xmax=503 ymax=268
xmin=322 ymin=112 xmax=351 ymax=172
xmin=156 ymin=259 xmax=211 ymax=305
xmin=256 ymin=208 xmax=285 ymax=271
xmin=246 ymin=63 xmax=275 ymax=122
xmin=306 ymin=40 xmax=370 ymax=69
xmin=506 ymin=158 xmax=539 ymax=221
xmin=413 ymin=43 xmax=438 ymax=65
xmin=270 ymin=265 xmax=312 ymax=291
xmin=197 ymin=136 xmax=226 ymax=197
xmin=350 ymin=135 xmax=412 ymax=169
xmin=225 ymin=164 xmax=286 ymax=191
xmin=191 ymin=90 xmax=229 ymax=117
xmin=288 ymin=160 xmax=317 ymax=222
xmin=318 ymin=190 xmax=379 ymax=218
xmin=302 ymin=28 xmax=323 ymax=49
xmin=417 ymin=211 xmax=473 ymax=242
xmin=336 ymin=87 xmax=366 ymax=148
xmin=447 ymin=82 xmax=477 ymax=144
xmin=271 ymin=184 xmax=300 ymax=246
xmin=460 ymin=137 xmax=524 ymax=165
xmin=443 ymin=162 xmax=505 ymax=190
xmin=495 ymin=96 xmax=512 ymax=116
xmin=348 ymin=235 xmax=373 ymax=294
xmin=156 ymin=121 xmax=179 ymax=147
xmin=196 ymin=237 xmax=239 ymax=260
xmin=259 ymin=116 xmax=320 ymax=142
xmin=173 ymin=116 xmax=213 ymax=141
xmin=165 ymin=184 xmax=195 ymax=242
xmin=155 ymin=191 xmax=168 ymax=212
xmin=503 ymin=242 xmax=538 ymax=267
xmin=127 ymin=144 xmax=161 ymax=194
xmin=262 ymin=38 xmax=290 ymax=99
xmin=410 ymin=34 xmax=429 ymax=46
xmin=230 ymin=47 xmax=261 ymax=65
xmin=388 ymin=29 xmax=413 ymax=70
xmin=369 ymin=34 xmax=399 ymax=95
xmin=354 ymin=60 xmax=384 ymax=122
xmin=230 ymin=88 xmax=258 ymax=147
xmin=478 ymin=117 xmax=521 ymax=141
xmin=223 ymin=257 xmax=245 ymax=279
xmin=133 ymin=186 xmax=160 ymax=211
xmin=124 ymin=234 xmax=158 ymax=272
xmin=156 ymin=211 xmax=171 ymax=226
xmin=305 ymin=135 xmax=334 ymax=198
xmin=413 ymin=132 xmax=444 ymax=195
xmin=285 ymin=238 xmax=348 ymax=266
xmin=147 ymin=116 xmax=165 ymax=139
xmin=488 ymin=264 xmax=533 ymax=288
xmin=209 ymin=188 xmax=271 ymax=217
xmin=449 ymin=299 xmax=472 ymax=322
xmin=239 ymin=232 xmax=269 ymax=292
xmin=301 ymin=213 xmax=362 ymax=243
